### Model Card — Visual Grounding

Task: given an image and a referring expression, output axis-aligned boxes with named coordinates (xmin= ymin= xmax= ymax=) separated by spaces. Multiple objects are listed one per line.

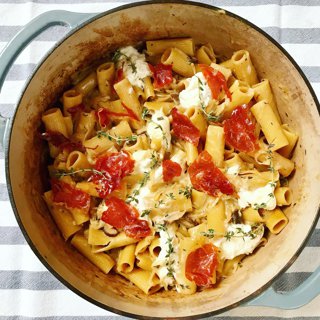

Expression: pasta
xmin=41 ymin=38 xmax=298 ymax=295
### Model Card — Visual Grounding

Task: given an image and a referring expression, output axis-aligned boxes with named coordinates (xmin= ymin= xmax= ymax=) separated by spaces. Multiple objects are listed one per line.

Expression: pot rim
xmin=5 ymin=1 xmax=320 ymax=318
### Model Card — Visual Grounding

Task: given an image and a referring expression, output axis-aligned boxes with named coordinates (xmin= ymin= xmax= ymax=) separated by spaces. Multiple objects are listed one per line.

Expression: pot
xmin=0 ymin=1 xmax=319 ymax=318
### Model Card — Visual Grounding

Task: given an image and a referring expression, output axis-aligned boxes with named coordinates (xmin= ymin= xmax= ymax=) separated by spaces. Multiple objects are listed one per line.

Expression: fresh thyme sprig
xmin=150 ymin=151 xmax=160 ymax=169
xmin=149 ymin=120 xmax=169 ymax=150
xmin=97 ymin=131 xmax=137 ymax=145
xmin=142 ymin=107 xmax=150 ymax=120
xmin=179 ymin=186 xmax=192 ymax=199
xmin=224 ymin=224 xmax=262 ymax=241
xmin=200 ymin=228 xmax=215 ymax=238
xmin=54 ymin=168 xmax=103 ymax=178
xmin=141 ymin=209 xmax=151 ymax=217
xmin=196 ymin=76 xmax=221 ymax=122
xmin=112 ymin=49 xmax=137 ymax=74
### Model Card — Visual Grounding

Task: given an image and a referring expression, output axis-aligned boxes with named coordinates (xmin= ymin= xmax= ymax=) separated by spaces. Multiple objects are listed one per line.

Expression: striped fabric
xmin=0 ymin=0 xmax=319 ymax=319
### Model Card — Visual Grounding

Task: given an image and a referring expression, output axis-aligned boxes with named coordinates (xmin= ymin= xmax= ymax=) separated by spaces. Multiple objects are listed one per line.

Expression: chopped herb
xmin=179 ymin=186 xmax=192 ymax=199
xmin=157 ymin=116 xmax=164 ymax=121
xmin=150 ymin=151 xmax=160 ymax=169
xmin=54 ymin=168 xmax=103 ymax=178
xmin=97 ymin=131 xmax=137 ymax=145
xmin=154 ymin=199 xmax=165 ymax=208
xmin=224 ymin=224 xmax=262 ymax=241
xmin=141 ymin=209 xmax=151 ymax=217
xmin=200 ymin=228 xmax=215 ymax=238
xmin=179 ymin=284 xmax=190 ymax=289
xmin=112 ymin=49 xmax=137 ymax=74
xmin=142 ymin=107 xmax=150 ymax=120
xmin=166 ymin=192 xmax=176 ymax=200
xmin=253 ymin=202 xmax=267 ymax=210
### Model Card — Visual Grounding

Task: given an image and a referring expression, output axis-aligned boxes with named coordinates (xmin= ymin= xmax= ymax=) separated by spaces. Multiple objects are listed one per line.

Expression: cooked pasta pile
xmin=42 ymin=38 xmax=298 ymax=294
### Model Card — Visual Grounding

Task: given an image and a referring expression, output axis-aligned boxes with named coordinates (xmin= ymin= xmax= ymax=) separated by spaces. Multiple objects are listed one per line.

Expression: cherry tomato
xmin=185 ymin=243 xmax=219 ymax=286
xmin=124 ymin=219 xmax=152 ymax=240
xmin=101 ymin=197 xmax=138 ymax=228
xmin=51 ymin=179 xmax=90 ymax=211
xmin=199 ymin=64 xmax=231 ymax=100
xmin=162 ymin=160 xmax=182 ymax=182
xmin=171 ymin=107 xmax=200 ymax=146
xmin=41 ymin=131 xmax=85 ymax=153
xmin=224 ymin=104 xmax=259 ymax=153
xmin=188 ymin=151 xmax=234 ymax=196
xmin=91 ymin=151 xmax=134 ymax=198
xmin=149 ymin=63 xmax=173 ymax=89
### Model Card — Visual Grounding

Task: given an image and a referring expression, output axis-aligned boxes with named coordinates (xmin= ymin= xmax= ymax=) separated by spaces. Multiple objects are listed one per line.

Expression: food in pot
xmin=41 ymin=37 xmax=298 ymax=295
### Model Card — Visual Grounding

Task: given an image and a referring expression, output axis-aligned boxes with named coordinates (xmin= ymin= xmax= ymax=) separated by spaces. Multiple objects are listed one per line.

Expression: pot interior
xmin=7 ymin=2 xmax=320 ymax=318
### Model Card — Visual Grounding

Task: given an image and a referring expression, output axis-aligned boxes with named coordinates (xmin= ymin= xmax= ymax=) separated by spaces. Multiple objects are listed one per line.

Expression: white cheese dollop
xmin=131 ymin=150 xmax=153 ymax=175
xmin=226 ymin=165 xmax=240 ymax=176
xmin=214 ymin=223 xmax=264 ymax=260
xmin=179 ymin=72 xmax=212 ymax=110
xmin=118 ymin=46 xmax=151 ymax=89
xmin=238 ymin=182 xmax=276 ymax=210
xmin=146 ymin=109 xmax=171 ymax=151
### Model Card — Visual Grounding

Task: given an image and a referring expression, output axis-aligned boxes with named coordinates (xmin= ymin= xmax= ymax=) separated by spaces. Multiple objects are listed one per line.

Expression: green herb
xmin=142 ymin=107 xmax=150 ymax=120
xmin=224 ymin=224 xmax=262 ymax=241
xmin=266 ymin=143 xmax=275 ymax=173
xmin=54 ymin=168 xmax=103 ymax=178
xmin=253 ymin=202 xmax=267 ymax=210
xmin=200 ymin=228 xmax=215 ymax=238
xmin=97 ymin=131 xmax=138 ymax=145
xmin=155 ymin=223 xmax=166 ymax=232
xmin=166 ymin=192 xmax=176 ymax=200
xmin=141 ymin=209 xmax=151 ymax=217
xmin=179 ymin=186 xmax=192 ymax=199
xmin=154 ymin=199 xmax=165 ymax=208
xmin=179 ymin=284 xmax=190 ymax=289
xmin=150 ymin=151 xmax=160 ymax=169
xmin=149 ymin=120 xmax=169 ymax=150
xmin=157 ymin=116 xmax=164 ymax=121
xmin=112 ymin=49 xmax=137 ymax=74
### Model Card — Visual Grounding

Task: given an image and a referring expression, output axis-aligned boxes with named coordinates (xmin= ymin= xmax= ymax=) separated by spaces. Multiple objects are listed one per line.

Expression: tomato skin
xmin=171 ymin=107 xmax=200 ymax=146
xmin=124 ymin=220 xmax=152 ymax=240
xmin=91 ymin=151 xmax=134 ymax=198
xmin=185 ymin=243 xmax=219 ymax=286
xmin=149 ymin=63 xmax=173 ymax=88
xmin=101 ymin=198 xmax=151 ymax=239
xmin=51 ymin=179 xmax=90 ymax=211
xmin=41 ymin=131 xmax=85 ymax=153
xmin=101 ymin=197 xmax=138 ymax=228
xmin=224 ymin=104 xmax=259 ymax=153
xmin=188 ymin=151 xmax=234 ymax=196
xmin=162 ymin=160 xmax=182 ymax=182
xmin=199 ymin=64 xmax=231 ymax=100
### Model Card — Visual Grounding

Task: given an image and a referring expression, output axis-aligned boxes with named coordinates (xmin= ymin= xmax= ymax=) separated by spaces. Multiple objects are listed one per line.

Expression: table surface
xmin=0 ymin=0 xmax=320 ymax=319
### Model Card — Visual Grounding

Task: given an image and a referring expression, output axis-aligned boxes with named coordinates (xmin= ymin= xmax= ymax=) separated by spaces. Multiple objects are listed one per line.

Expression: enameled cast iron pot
xmin=0 ymin=1 xmax=320 ymax=318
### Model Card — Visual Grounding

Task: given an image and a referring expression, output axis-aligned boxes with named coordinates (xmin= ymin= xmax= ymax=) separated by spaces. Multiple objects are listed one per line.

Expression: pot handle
xmin=0 ymin=10 xmax=96 ymax=148
xmin=246 ymin=266 xmax=320 ymax=309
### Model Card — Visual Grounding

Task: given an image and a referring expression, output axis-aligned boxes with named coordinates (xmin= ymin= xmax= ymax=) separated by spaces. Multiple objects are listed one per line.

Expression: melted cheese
xmin=213 ymin=223 xmax=264 ymax=260
xmin=118 ymin=46 xmax=151 ymax=89
xmin=238 ymin=182 xmax=276 ymax=210
xmin=179 ymin=72 xmax=212 ymax=110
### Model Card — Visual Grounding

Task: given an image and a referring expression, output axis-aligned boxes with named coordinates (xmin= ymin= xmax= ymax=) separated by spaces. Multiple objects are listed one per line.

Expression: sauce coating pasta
xmin=42 ymin=38 xmax=297 ymax=295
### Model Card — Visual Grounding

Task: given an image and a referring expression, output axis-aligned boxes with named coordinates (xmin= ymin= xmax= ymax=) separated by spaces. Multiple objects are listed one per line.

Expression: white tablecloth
xmin=0 ymin=0 xmax=319 ymax=319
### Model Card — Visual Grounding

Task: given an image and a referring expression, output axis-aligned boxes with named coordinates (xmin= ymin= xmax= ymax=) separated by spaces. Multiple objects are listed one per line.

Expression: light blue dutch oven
xmin=0 ymin=1 xmax=319 ymax=318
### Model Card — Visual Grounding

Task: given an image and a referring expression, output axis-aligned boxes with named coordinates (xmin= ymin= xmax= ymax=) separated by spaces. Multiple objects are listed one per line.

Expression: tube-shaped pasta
xmin=136 ymin=252 xmax=153 ymax=271
xmin=71 ymin=234 xmax=115 ymax=274
xmin=143 ymin=76 xmax=155 ymax=100
xmin=93 ymin=232 xmax=139 ymax=252
xmin=149 ymin=237 xmax=161 ymax=258
xmin=191 ymin=189 xmax=208 ymax=209
xmin=196 ymin=43 xmax=216 ymax=65
xmin=161 ymin=48 xmax=194 ymax=77
xmin=66 ymin=151 xmax=91 ymax=171
xmin=76 ymin=181 xmax=99 ymax=197
xmin=96 ymin=62 xmax=115 ymax=97
xmin=272 ymin=151 xmax=295 ymax=177
xmin=135 ymin=236 xmax=154 ymax=255
xmin=109 ymin=120 xmax=133 ymax=140
xmin=74 ymin=72 xmax=97 ymax=96
xmin=224 ymin=153 xmax=246 ymax=171
xmin=68 ymin=206 xmax=90 ymax=225
xmin=117 ymin=244 xmax=136 ymax=273
xmin=114 ymin=78 xmax=142 ymax=126
xmin=252 ymin=79 xmax=281 ymax=122
xmin=210 ymin=63 xmax=232 ymax=80
xmin=88 ymin=225 xmax=110 ymax=246
xmin=251 ymin=100 xmax=288 ymax=151
xmin=185 ymin=107 xmax=207 ymax=139
xmin=74 ymin=111 xmax=96 ymax=142
xmin=123 ymin=134 xmax=149 ymax=153
xmin=63 ymin=116 xmax=73 ymax=137
xmin=83 ymin=135 xmax=114 ymax=162
xmin=264 ymin=208 xmax=288 ymax=234
xmin=242 ymin=207 xmax=264 ymax=223
xmin=278 ymin=124 xmax=299 ymax=158
xmin=120 ymin=269 xmax=161 ymax=294
xmin=275 ymin=187 xmax=293 ymax=206
xmin=144 ymin=101 xmax=174 ymax=115
xmin=222 ymin=254 xmax=246 ymax=276
xmin=62 ymin=89 xmax=83 ymax=115
xmin=42 ymin=108 xmax=69 ymax=137
xmin=183 ymin=142 xmax=198 ymax=165
xmin=146 ymin=38 xmax=194 ymax=56
xmin=205 ymin=125 xmax=225 ymax=167
xmin=43 ymin=191 xmax=81 ymax=240
xmin=207 ymin=200 xmax=226 ymax=235
xmin=230 ymin=50 xmax=259 ymax=86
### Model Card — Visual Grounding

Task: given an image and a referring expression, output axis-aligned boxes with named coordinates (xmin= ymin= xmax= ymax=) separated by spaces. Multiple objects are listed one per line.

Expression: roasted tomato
xmin=199 ymin=64 xmax=231 ymax=100
xmin=162 ymin=160 xmax=182 ymax=182
xmin=101 ymin=198 xmax=151 ymax=239
xmin=224 ymin=104 xmax=259 ymax=153
xmin=91 ymin=151 xmax=134 ymax=198
xmin=51 ymin=179 xmax=90 ymax=211
xmin=171 ymin=107 xmax=200 ymax=146
xmin=188 ymin=151 xmax=234 ymax=196
xmin=185 ymin=243 xmax=219 ymax=286
xmin=149 ymin=63 xmax=173 ymax=89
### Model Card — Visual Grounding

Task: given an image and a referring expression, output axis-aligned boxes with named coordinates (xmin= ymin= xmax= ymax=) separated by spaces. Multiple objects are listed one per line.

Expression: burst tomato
xmin=185 ymin=243 xmax=219 ymax=286
xmin=171 ymin=107 xmax=200 ymax=146
xmin=188 ymin=151 xmax=234 ymax=196
xmin=162 ymin=160 xmax=182 ymax=182
xmin=124 ymin=220 xmax=152 ymax=240
xmin=224 ymin=104 xmax=259 ymax=153
xmin=149 ymin=63 xmax=173 ymax=88
xmin=51 ymin=179 xmax=90 ymax=211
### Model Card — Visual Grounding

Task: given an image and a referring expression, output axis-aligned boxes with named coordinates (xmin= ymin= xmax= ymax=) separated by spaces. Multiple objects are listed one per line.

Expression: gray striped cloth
xmin=0 ymin=0 xmax=319 ymax=319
